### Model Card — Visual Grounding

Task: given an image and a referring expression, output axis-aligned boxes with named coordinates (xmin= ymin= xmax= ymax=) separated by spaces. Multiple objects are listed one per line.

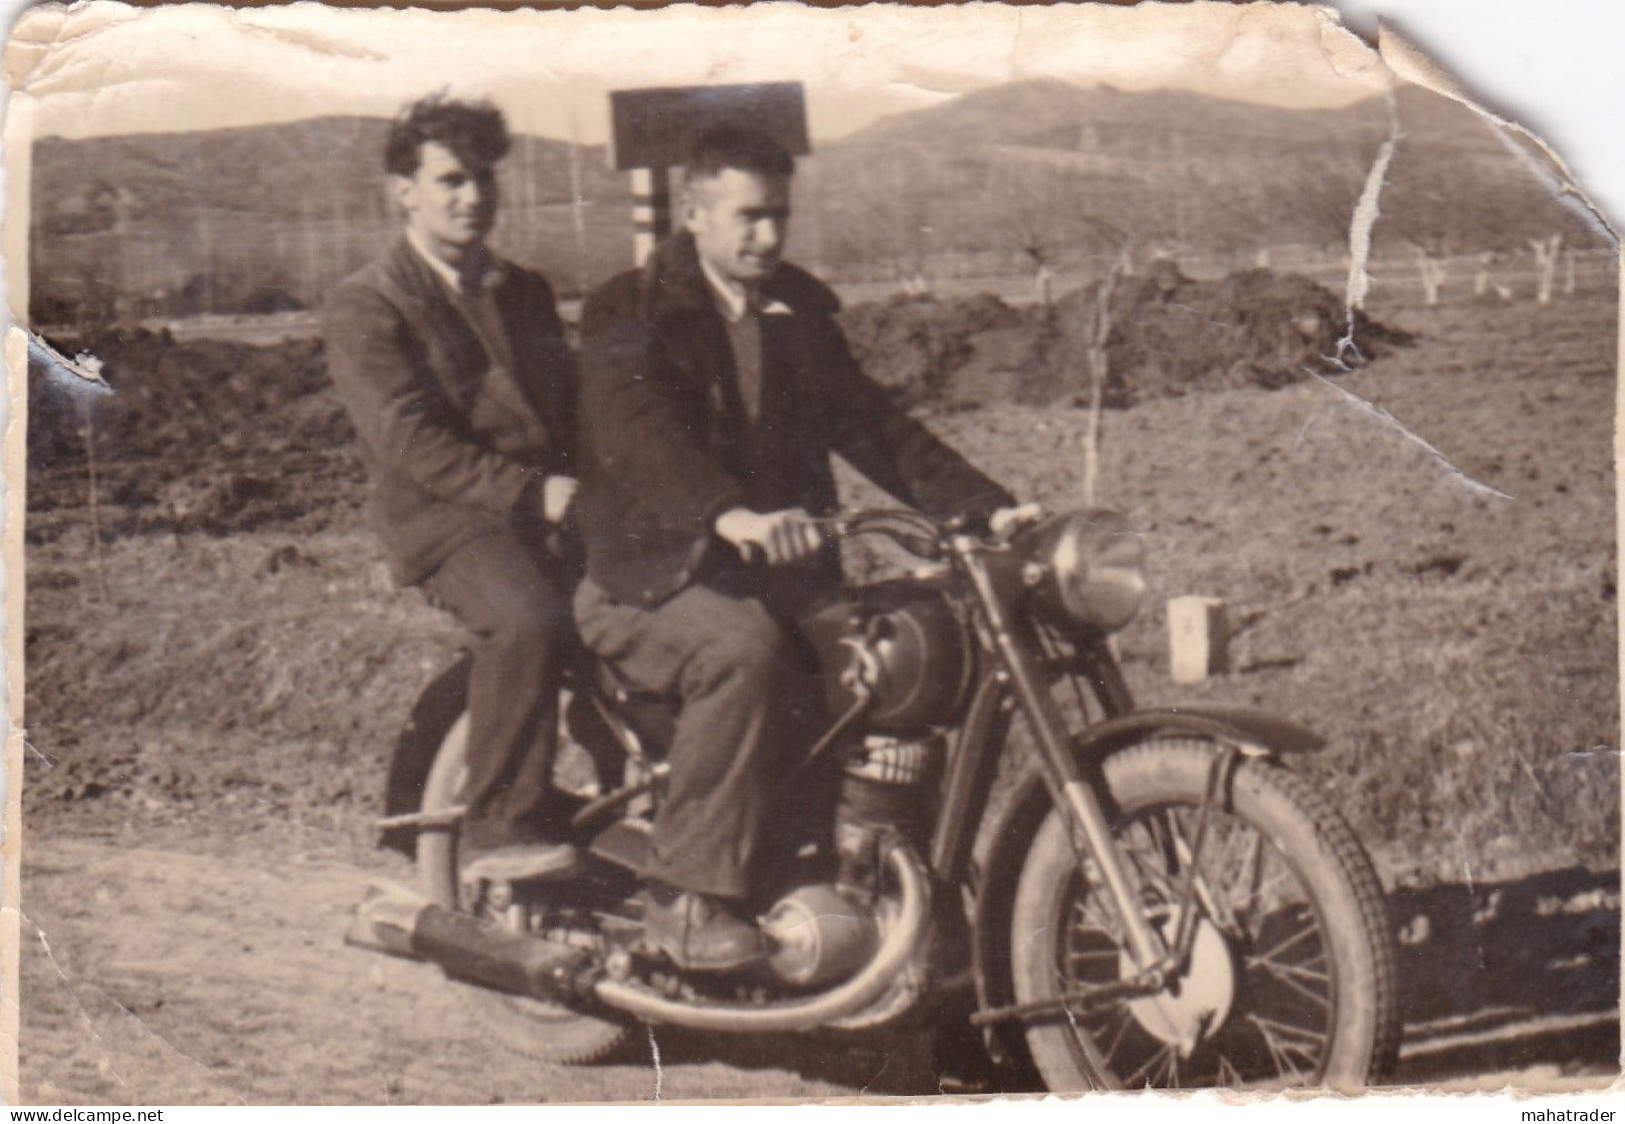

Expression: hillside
xmin=842 ymin=78 xmax=1384 ymax=161
xmin=33 ymin=116 xmax=627 ymax=231
xmin=30 ymin=79 xmax=1601 ymax=323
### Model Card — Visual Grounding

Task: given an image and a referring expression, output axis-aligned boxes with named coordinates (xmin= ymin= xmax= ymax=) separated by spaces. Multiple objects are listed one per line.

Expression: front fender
xmin=967 ymin=704 xmax=1323 ymax=1074
xmin=1074 ymin=704 xmax=1325 ymax=759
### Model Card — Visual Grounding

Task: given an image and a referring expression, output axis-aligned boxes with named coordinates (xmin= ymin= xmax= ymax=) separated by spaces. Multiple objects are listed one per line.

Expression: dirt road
xmin=19 ymin=831 xmax=1619 ymax=1105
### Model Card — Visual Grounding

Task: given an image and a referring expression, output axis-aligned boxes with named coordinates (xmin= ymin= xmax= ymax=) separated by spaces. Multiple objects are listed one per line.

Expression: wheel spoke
xmin=1249 ymin=950 xmax=1330 ymax=985
xmin=1099 ymin=1005 xmax=1135 ymax=1068
xmin=1250 ymin=916 xmax=1321 ymax=964
xmin=1248 ymin=1012 xmax=1329 ymax=1077
xmin=1123 ymin=1042 xmax=1175 ymax=1089
xmin=1251 ymin=958 xmax=1332 ymax=1011
xmin=1251 ymin=946 xmax=1327 ymax=973
xmin=1245 ymin=1014 xmax=1307 ymax=1083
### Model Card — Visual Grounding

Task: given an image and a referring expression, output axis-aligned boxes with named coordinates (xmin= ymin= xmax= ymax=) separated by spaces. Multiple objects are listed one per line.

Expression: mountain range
xmin=30 ymin=77 xmax=1596 ymax=320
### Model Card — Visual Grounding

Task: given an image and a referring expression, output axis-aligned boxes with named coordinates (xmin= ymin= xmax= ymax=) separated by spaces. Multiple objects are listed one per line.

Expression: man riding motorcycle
xmin=572 ymin=124 xmax=1031 ymax=972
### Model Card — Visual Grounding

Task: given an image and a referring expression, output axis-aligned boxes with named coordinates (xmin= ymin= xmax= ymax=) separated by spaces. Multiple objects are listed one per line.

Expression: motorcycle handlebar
xmin=729 ymin=508 xmax=950 ymax=567
xmin=730 ymin=506 xmax=1021 ymax=566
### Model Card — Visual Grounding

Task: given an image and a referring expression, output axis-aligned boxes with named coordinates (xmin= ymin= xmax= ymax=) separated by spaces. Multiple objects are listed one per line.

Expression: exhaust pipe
xmin=592 ymin=844 xmax=932 ymax=1032
xmin=346 ymin=886 xmax=589 ymax=1003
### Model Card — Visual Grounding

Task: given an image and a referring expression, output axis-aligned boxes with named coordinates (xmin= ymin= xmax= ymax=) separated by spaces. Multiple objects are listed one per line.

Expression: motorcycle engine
xmin=759 ymin=884 xmax=879 ymax=989
xmin=800 ymin=582 xmax=973 ymax=736
xmin=759 ymin=734 xmax=941 ymax=988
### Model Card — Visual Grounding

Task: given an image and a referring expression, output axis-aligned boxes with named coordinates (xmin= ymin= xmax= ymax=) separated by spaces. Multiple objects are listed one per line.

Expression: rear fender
xmin=968 ymin=705 xmax=1324 ymax=1072
xmin=380 ymin=652 xmax=651 ymax=857
xmin=380 ymin=651 xmax=472 ymax=856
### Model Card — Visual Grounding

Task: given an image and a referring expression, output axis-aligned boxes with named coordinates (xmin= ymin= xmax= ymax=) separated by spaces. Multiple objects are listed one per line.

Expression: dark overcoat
xmin=323 ymin=239 xmax=576 ymax=585
xmin=575 ymin=234 xmax=1013 ymax=608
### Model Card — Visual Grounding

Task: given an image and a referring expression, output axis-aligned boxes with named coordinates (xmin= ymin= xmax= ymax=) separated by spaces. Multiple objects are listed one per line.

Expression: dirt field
xmin=19 ymin=283 xmax=1620 ymax=1102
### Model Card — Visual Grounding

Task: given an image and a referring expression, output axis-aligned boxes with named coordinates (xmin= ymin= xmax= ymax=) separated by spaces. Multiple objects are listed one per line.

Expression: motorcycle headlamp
xmin=1022 ymin=510 xmax=1147 ymax=634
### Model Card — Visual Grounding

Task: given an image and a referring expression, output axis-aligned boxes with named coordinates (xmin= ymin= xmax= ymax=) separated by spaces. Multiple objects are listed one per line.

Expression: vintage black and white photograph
xmin=9 ymin=0 xmax=1620 ymax=1105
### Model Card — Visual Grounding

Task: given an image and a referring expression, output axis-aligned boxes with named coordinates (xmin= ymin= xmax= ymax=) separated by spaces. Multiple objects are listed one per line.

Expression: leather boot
xmin=643 ymin=884 xmax=764 ymax=972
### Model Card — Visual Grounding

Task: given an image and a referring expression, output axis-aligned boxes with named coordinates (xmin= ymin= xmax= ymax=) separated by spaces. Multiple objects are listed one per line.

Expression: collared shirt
xmin=698 ymin=254 xmax=792 ymax=322
xmin=407 ymin=228 xmax=514 ymax=378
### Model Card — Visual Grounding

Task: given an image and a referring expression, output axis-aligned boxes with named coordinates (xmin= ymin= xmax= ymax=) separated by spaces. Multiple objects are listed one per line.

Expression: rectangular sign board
xmin=609 ymin=82 xmax=810 ymax=171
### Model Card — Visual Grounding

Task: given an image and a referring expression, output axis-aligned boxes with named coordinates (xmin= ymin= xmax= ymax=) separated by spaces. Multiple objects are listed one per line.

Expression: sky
xmin=8 ymin=2 xmax=1393 ymax=145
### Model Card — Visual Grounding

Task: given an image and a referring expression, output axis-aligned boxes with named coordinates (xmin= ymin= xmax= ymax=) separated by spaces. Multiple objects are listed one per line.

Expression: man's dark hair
xmin=384 ymin=94 xmax=511 ymax=178
xmin=684 ymin=124 xmax=795 ymax=184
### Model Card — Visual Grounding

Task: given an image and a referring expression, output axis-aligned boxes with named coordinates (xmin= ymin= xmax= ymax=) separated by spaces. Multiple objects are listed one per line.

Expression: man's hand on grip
xmin=988 ymin=502 xmax=1044 ymax=540
xmin=714 ymin=507 xmax=824 ymax=567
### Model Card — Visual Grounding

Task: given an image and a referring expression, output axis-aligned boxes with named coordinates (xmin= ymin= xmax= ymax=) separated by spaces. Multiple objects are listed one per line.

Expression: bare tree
xmin=993 ymin=163 xmax=1095 ymax=305
xmin=1409 ymin=242 xmax=1449 ymax=307
xmin=1530 ymin=234 xmax=1563 ymax=304
xmin=1080 ymin=264 xmax=1120 ymax=507
xmin=1278 ymin=158 xmax=1370 ymax=260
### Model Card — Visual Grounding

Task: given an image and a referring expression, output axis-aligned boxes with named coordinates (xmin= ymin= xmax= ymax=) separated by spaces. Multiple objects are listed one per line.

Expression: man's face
xmin=684 ymin=168 xmax=791 ymax=287
xmin=395 ymin=141 xmax=498 ymax=254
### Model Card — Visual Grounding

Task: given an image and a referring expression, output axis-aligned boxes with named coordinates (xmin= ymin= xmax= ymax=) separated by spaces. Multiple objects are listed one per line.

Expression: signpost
xmin=608 ymin=82 xmax=810 ymax=265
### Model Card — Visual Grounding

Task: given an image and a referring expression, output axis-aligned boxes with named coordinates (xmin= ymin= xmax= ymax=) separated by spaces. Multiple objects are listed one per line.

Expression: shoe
xmin=461 ymin=839 xmax=583 ymax=883
xmin=643 ymin=884 xmax=765 ymax=973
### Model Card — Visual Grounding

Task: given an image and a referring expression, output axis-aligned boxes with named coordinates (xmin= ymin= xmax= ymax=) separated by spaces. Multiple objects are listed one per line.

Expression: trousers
xmin=574 ymin=572 xmax=829 ymax=899
xmin=423 ymin=528 xmax=575 ymax=852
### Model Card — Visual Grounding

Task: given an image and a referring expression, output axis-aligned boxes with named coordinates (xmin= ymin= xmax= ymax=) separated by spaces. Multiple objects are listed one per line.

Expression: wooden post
xmin=1169 ymin=596 xmax=1228 ymax=684
xmin=630 ymin=167 xmax=671 ymax=267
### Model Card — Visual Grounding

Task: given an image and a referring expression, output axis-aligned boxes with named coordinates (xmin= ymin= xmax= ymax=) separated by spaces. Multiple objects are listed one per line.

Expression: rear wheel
xmin=1010 ymin=739 xmax=1399 ymax=1091
xmin=417 ymin=700 xmax=633 ymax=1066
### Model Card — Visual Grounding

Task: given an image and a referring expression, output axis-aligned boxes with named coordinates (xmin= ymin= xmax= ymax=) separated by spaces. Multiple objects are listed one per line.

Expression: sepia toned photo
xmin=6 ymin=0 xmax=1619 ymax=1105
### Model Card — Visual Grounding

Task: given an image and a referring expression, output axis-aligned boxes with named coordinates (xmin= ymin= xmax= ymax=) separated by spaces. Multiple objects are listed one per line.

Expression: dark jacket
xmin=323 ymin=239 xmax=576 ymax=585
xmin=575 ymin=233 xmax=1013 ymax=608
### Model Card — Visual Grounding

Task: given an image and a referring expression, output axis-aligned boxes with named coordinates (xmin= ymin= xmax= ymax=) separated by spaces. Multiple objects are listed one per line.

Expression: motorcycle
xmin=353 ymin=507 xmax=1401 ymax=1091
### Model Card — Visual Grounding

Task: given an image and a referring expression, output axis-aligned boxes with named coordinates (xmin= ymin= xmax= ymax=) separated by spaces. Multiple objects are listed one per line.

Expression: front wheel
xmin=1010 ymin=739 xmax=1399 ymax=1091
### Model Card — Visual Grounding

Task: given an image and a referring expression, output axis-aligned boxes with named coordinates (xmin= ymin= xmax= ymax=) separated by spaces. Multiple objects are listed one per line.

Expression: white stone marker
xmin=1169 ymin=596 xmax=1229 ymax=684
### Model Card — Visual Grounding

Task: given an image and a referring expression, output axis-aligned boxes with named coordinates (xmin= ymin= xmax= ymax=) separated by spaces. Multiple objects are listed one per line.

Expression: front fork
xmin=953 ymin=538 xmax=1223 ymax=983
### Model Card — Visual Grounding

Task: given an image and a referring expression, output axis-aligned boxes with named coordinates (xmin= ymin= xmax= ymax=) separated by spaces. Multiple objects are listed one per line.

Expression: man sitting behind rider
xmin=572 ymin=125 xmax=1025 ymax=971
xmin=324 ymin=95 xmax=582 ymax=883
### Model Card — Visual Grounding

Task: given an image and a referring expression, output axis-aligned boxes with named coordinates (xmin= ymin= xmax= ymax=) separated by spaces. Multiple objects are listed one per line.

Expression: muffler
xmin=592 ymin=843 xmax=932 ymax=1032
xmin=346 ymin=886 xmax=589 ymax=1003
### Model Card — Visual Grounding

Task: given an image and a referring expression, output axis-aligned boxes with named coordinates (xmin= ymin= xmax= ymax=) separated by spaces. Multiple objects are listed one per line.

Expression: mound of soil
xmin=28 ymin=328 xmax=359 ymax=537
xmin=837 ymin=292 xmax=1024 ymax=406
xmin=838 ymin=263 xmax=1413 ymax=410
xmin=29 ymin=264 xmax=1409 ymax=539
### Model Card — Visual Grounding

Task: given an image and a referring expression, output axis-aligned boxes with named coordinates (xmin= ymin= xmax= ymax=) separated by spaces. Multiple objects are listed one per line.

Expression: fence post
xmin=1169 ymin=595 xmax=1228 ymax=684
xmin=630 ymin=167 xmax=670 ymax=267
